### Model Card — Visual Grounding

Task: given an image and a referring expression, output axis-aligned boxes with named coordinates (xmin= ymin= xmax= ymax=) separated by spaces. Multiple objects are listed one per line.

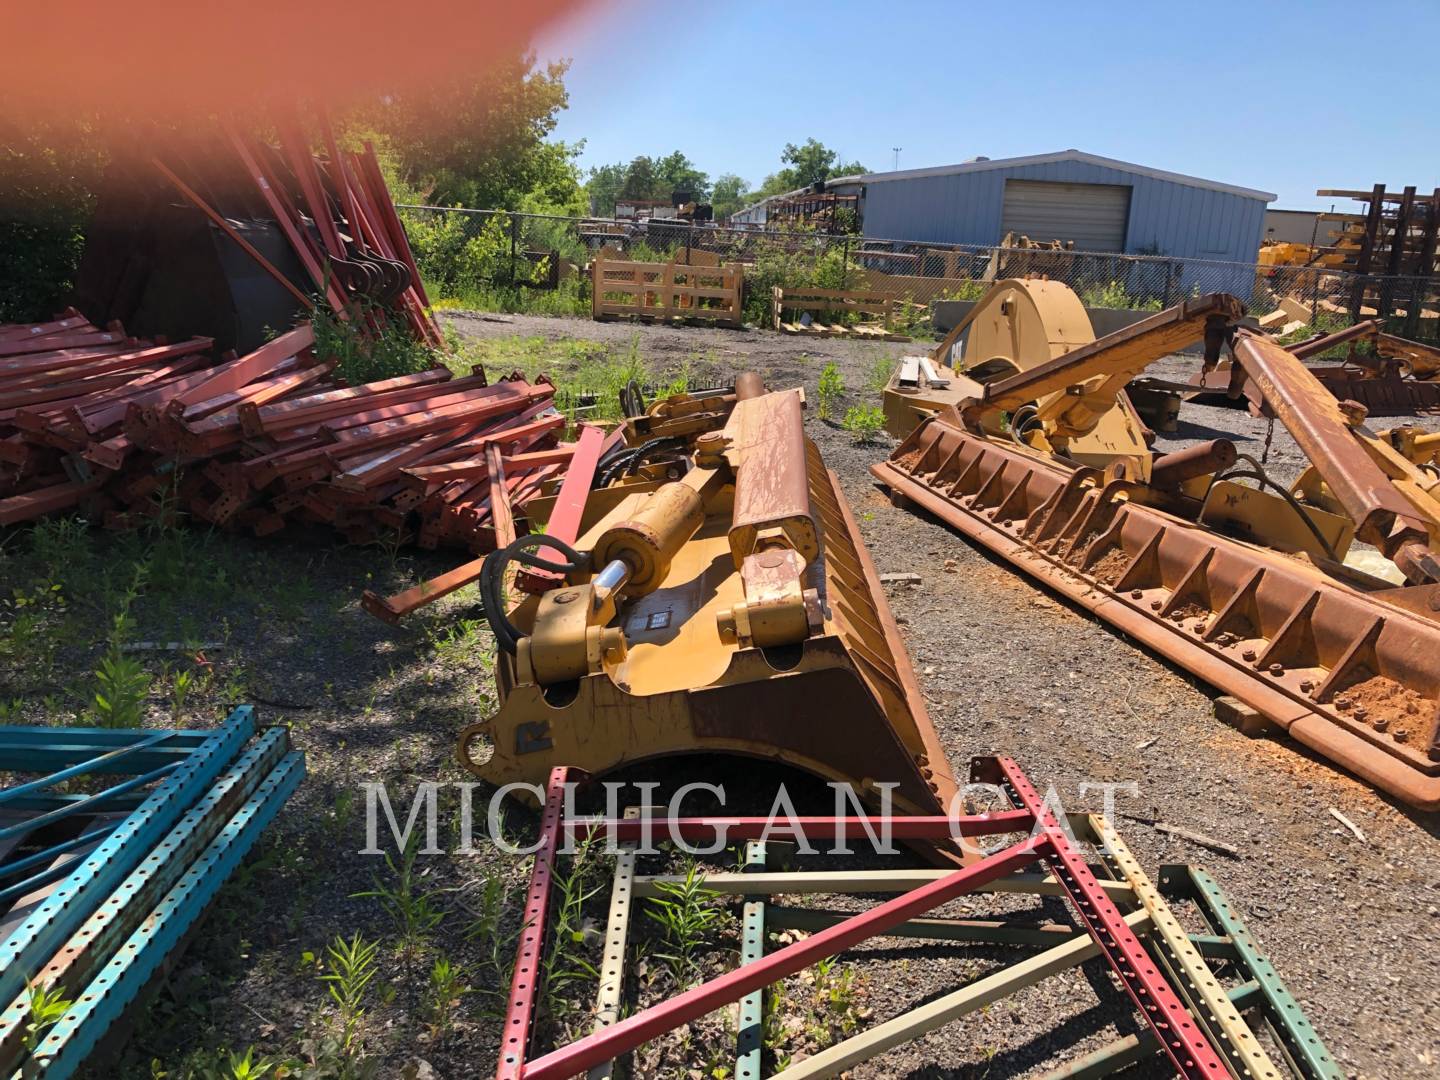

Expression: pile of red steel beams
xmin=0 ymin=311 xmax=220 ymax=523
xmin=0 ymin=119 xmax=583 ymax=560
xmin=0 ymin=311 xmax=565 ymax=553
xmin=201 ymin=115 xmax=444 ymax=348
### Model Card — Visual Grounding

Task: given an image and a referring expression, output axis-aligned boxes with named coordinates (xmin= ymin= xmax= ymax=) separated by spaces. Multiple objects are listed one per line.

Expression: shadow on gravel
xmin=1168 ymin=417 xmax=1260 ymax=443
xmin=897 ymin=995 xmax=1166 ymax=1079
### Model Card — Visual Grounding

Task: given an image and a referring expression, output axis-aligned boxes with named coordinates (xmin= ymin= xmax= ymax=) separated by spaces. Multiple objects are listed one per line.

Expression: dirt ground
xmin=444 ymin=310 xmax=1440 ymax=1079
xmin=5 ymin=308 xmax=1436 ymax=1078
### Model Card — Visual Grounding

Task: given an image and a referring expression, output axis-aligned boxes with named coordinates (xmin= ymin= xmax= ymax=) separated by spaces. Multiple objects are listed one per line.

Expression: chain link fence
xmin=397 ymin=205 xmax=1440 ymax=344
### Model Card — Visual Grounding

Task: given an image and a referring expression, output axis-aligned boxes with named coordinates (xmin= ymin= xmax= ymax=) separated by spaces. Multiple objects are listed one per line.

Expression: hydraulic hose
xmin=596 ymin=436 xmax=686 ymax=487
xmin=1202 ymin=452 xmax=1340 ymax=563
xmin=480 ymin=533 xmax=589 ymax=654
xmin=1008 ymin=403 xmax=1042 ymax=447
xmin=619 ymin=379 xmax=647 ymax=420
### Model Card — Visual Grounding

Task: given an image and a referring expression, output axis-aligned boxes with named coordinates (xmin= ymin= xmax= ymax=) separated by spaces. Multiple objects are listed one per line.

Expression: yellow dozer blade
xmin=458 ymin=381 xmax=958 ymax=819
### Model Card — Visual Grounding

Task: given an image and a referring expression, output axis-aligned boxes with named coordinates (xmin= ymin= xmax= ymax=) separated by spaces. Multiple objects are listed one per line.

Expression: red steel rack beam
xmin=497 ymin=766 xmax=572 ymax=1080
xmin=516 ymin=423 xmax=605 ymax=594
xmin=519 ymin=835 xmax=1043 ymax=1080
xmin=979 ymin=756 xmax=1230 ymax=1080
xmin=573 ymin=810 xmax=1034 ymax=844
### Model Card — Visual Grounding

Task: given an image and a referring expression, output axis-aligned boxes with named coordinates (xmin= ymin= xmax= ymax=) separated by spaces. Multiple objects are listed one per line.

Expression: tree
xmin=756 ymin=139 xmax=867 ymax=198
xmin=585 ymin=151 xmax=711 ymax=216
xmin=350 ymin=54 xmax=584 ymax=213
xmin=0 ymin=102 xmax=112 ymax=321
xmin=711 ymin=173 xmax=749 ymax=219
xmin=619 ymin=156 xmax=660 ymax=200
xmin=585 ymin=162 xmax=625 ymax=216
xmin=652 ymin=151 xmax=709 ymax=202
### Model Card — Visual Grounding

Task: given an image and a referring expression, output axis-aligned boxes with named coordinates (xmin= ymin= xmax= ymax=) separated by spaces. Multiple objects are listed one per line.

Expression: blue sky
xmin=537 ymin=0 xmax=1438 ymax=211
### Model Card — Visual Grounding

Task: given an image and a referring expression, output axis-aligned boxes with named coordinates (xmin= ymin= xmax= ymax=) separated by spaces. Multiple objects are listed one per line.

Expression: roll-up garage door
xmin=1000 ymin=179 xmax=1132 ymax=252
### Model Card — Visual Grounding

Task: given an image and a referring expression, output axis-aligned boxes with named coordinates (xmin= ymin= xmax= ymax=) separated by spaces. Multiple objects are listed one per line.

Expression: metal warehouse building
xmin=829 ymin=149 xmax=1274 ymax=260
xmin=735 ymin=150 xmax=1276 ymax=291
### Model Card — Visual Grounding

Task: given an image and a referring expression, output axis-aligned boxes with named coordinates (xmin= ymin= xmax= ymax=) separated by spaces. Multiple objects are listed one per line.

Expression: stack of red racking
xmin=1 ymin=114 xmax=585 ymax=548
xmin=0 ymin=310 xmax=218 ymax=523
xmin=201 ymin=115 xmax=444 ymax=348
xmin=0 ymin=312 xmax=567 ymax=553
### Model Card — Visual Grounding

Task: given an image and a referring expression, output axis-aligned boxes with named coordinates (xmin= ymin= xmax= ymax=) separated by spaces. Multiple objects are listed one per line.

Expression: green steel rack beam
xmin=736 ymin=841 xmax=767 ymax=1080
xmin=1160 ymin=864 xmax=1344 ymax=1080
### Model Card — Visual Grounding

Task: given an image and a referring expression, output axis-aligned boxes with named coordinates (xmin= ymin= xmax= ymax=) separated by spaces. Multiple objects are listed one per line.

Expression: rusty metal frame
xmin=1082 ymin=813 xmax=1280 ymax=1078
xmin=978 ymin=757 xmax=1231 ymax=1078
xmin=629 ymin=818 xmax=1333 ymax=1079
xmin=497 ymin=757 xmax=1235 ymax=1080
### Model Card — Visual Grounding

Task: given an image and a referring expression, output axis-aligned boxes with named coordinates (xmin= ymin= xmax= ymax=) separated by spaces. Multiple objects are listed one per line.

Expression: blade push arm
xmin=1232 ymin=330 xmax=1440 ymax=582
xmin=975 ymin=293 xmax=1244 ymax=420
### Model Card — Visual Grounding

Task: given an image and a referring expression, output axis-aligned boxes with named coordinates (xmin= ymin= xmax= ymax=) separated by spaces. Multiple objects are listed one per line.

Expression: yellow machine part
xmin=1199 ymin=479 xmax=1356 ymax=562
xmin=883 ymin=279 xmax=1151 ymax=478
xmin=459 ymin=422 xmax=958 ymax=821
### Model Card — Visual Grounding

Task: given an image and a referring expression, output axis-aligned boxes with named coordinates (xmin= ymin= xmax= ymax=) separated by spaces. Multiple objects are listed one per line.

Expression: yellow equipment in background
xmin=882 ymin=279 xmax=1238 ymax=485
xmin=875 ymin=278 xmax=1440 ymax=809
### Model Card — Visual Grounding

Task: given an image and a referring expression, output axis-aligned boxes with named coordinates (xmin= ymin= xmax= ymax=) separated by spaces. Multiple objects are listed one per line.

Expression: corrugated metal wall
xmin=729 ymin=203 xmax=768 ymax=226
xmin=852 ymin=158 xmax=1268 ymax=268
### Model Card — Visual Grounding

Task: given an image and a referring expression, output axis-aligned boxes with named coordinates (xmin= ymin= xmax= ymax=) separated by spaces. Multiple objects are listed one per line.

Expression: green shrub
xmin=1080 ymin=279 xmax=1163 ymax=311
xmin=865 ymin=355 xmax=894 ymax=395
xmin=310 ymin=302 xmax=436 ymax=386
xmin=938 ymin=280 xmax=989 ymax=302
xmin=404 ymin=207 xmax=596 ymax=315
xmin=90 ymin=588 xmax=149 ymax=729
xmin=0 ymin=128 xmax=99 ymax=322
xmin=400 ymin=209 xmax=513 ymax=299
xmin=644 ymin=863 xmax=724 ymax=985
xmin=0 ymin=210 xmax=89 ymax=324
xmin=91 ymin=649 xmax=149 ymax=729
xmin=740 ymin=229 xmax=858 ymax=326
xmin=842 ymin=404 xmax=886 ymax=445
xmin=817 ymin=363 xmax=845 ymax=421
xmin=1276 ymin=309 xmax=1354 ymax=358
xmin=886 ymin=295 xmax=933 ymax=340
xmin=434 ymin=275 xmax=589 ymax=317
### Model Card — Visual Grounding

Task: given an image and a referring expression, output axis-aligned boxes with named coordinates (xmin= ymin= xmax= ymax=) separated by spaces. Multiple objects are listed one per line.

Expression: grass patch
xmin=817 ymin=362 xmax=844 ymax=422
xmin=445 ymin=332 xmax=708 ymax=424
xmin=0 ymin=472 xmax=516 ymax=1078
xmin=431 ymin=278 xmax=589 ymax=318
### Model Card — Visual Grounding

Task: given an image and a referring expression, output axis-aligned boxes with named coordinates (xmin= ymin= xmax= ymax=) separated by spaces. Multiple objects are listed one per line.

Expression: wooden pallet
xmin=772 ymin=286 xmax=911 ymax=342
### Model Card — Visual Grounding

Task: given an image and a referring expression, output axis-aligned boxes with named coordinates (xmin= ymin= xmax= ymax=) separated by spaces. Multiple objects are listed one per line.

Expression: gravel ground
xmin=445 ymin=311 xmax=1440 ymax=1079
